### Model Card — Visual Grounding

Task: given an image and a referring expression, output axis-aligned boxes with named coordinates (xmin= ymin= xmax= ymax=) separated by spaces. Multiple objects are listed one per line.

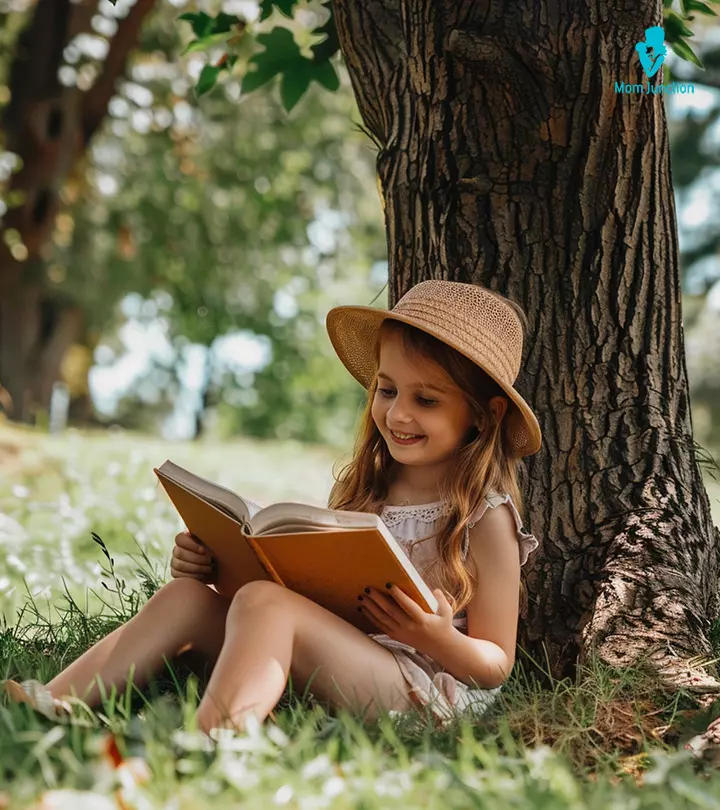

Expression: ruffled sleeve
xmin=463 ymin=491 xmax=539 ymax=566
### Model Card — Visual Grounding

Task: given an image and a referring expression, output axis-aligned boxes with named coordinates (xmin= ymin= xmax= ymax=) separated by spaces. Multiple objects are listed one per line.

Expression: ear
xmin=488 ymin=396 xmax=509 ymax=424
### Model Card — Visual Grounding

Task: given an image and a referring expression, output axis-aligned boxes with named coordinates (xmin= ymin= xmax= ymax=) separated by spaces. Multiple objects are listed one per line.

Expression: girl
xmin=3 ymin=280 xmax=542 ymax=733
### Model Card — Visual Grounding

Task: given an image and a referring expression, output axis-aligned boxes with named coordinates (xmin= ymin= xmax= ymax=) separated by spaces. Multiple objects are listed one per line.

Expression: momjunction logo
xmin=613 ymin=26 xmax=695 ymax=96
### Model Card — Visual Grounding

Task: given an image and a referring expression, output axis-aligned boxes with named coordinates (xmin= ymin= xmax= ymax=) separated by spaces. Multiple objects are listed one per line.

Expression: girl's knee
xmin=229 ymin=580 xmax=287 ymax=614
xmin=149 ymin=577 xmax=216 ymax=609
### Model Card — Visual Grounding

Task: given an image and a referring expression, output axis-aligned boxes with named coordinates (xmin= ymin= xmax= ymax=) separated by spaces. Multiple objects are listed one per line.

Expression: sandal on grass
xmin=1 ymin=679 xmax=73 ymax=722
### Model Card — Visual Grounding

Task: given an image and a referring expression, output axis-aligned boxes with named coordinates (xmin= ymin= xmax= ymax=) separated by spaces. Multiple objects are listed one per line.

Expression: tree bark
xmin=0 ymin=0 xmax=155 ymax=422
xmin=333 ymin=0 xmax=720 ymax=691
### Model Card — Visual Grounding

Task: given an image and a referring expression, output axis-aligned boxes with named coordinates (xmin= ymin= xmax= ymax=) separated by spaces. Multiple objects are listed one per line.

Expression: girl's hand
xmin=171 ymin=530 xmax=216 ymax=583
xmin=359 ymin=584 xmax=456 ymax=653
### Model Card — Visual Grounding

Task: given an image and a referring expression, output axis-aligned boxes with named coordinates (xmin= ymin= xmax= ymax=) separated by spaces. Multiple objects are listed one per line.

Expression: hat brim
xmin=326 ymin=304 xmax=541 ymax=458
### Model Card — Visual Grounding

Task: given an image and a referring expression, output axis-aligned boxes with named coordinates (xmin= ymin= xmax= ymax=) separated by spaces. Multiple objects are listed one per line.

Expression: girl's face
xmin=371 ymin=331 xmax=477 ymax=470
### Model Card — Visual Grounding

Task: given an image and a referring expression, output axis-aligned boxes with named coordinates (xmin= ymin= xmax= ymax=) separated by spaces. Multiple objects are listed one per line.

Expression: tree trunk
xmin=333 ymin=0 xmax=720 ymax=691
xmin=0 ymin=0 xmax=155 ymax=422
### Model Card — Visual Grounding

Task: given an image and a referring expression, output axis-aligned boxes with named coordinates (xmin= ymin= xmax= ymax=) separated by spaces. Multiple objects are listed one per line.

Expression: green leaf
xmin=670 ymin=37 xmax=704 ymax=66
xmin=259 ymin=0 xmax=298 ymax=21
xmin=664 ymin=10 xmax=696 ymax=39
xmin=685 ymin=0 xmax=718 ymax=13
xmin=179 ymin=11 xmax=213 ymax=38
xmin=197 ymin=64 xmax=222 ymax=96
xmin=280 ymin=68 xmax=311 ymax=112
xmin=279 ymin=59 xmax=340 ymax=111
xmin=179 ymin=12 xmax=243 ymax=45
xmin=212 ymin=12 xmax=244 ymax=33
xmin=242 ymin=28 xmax=302 ymax=93
xmin=182 ymin=32 xmax=235 ymax=56
xmin=312 ymin=59 xmax=339 ymax=92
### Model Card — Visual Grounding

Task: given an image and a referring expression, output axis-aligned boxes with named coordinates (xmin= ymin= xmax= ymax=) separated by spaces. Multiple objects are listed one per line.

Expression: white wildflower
xmin=274 ymin=785 xmax=294 ymax=805
xmin=322 ymin=776 xmax=345 ymax=797
xmin=217 ymin=756 xmax=260 ymax=791
xmin=6 ymin=553 xmax=28 ymax=573
xmin=170 ymin=729 xmax=215 ymax=753
xmin=266 ymin=723 xmax=290 ymax=747
xmin=33 ymin=789 xmax=118 ymax=810
xmin=301 ymin=754 xmax=333 ymax=780
xmin=0 ymin=511 xmax=26 ymax=538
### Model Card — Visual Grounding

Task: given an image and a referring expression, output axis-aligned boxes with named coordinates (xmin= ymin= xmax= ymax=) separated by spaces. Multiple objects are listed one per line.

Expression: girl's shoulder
xmin=468 ymin=490 xmax=539 ymax=566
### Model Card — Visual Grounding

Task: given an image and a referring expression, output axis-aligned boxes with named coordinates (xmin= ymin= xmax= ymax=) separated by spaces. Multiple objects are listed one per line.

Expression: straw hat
xmin=326 ymin=280 xmax=542 ymax=457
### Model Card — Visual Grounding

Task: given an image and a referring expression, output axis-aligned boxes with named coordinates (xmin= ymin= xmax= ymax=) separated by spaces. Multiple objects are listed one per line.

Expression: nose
xmin=387 ymin=395 xmax=413 ymax=424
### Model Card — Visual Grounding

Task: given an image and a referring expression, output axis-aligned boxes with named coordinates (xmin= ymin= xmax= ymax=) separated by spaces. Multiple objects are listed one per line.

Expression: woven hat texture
xmin=326 ymin=280 xmax=541 ymax=457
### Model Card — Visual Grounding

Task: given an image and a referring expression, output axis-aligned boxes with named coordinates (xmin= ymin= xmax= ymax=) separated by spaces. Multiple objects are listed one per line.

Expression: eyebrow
xmin=376 ymin=372 xmax=448 ymax=394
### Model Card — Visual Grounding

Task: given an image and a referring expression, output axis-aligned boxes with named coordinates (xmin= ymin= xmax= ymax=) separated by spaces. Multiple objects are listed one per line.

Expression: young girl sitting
xmin=3 ymin=280 xmax=542 ymax=733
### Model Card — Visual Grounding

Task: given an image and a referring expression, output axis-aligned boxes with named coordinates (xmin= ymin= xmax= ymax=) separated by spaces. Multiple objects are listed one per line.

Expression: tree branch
xmin=332 ymin=0 xmax=404 ymax=147
xmin=4 ymin=0 xmax=72 ymax=139
xmin=81 ymin=0 xmax=157 ymax=144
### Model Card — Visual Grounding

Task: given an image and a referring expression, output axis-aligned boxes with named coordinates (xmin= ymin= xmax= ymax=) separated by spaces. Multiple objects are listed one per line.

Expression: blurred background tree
xmin=0 ymin=0 xmax=386 ymax=445
xmin=667 ymin=19 xmax=720 ymax=448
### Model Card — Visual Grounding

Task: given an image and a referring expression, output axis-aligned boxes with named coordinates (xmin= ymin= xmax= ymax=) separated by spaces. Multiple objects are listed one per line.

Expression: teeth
xmin=391 ymin=430 xmax=422 ymax=440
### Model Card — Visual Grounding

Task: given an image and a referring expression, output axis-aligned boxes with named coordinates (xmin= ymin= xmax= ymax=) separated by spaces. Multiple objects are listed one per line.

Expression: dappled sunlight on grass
xmin=3 ymin=421 xmax=720 ymax=806
xmin=0 ymin=421 xmax=341 ymax=625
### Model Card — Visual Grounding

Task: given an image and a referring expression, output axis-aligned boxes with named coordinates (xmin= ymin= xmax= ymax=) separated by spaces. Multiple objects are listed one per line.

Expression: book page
xmin=155 ymin=460 xmax=253 ymax=526
xmin=252 ymin=503 xmax=383 ymax=536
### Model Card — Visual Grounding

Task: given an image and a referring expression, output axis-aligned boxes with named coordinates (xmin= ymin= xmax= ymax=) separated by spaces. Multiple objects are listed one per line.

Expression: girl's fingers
xmin=361 ymin=591 xmax=402 ymax=626
xmin=171 ymin=558 xmax=213 ymax=575
xmin=174 ymin=532 xmax=208 ymax=556
xmin=173 ymin=546 xmax=210 ymax=565
xmin=365 ymin=587 xmax=415 ymax=622
xmin=358 ymin=600 xmax=390 ymax=632
xmin=384 ymin=585 xmax=426 ymax=620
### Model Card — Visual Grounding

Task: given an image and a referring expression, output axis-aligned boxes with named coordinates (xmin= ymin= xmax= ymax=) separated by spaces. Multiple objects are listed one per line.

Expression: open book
xmin=153 ymin=460 xmax=438 ymax=633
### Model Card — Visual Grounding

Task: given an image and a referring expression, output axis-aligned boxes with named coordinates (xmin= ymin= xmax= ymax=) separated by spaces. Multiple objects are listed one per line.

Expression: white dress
xmin=372 ymin=491 xmax=539 ymax=724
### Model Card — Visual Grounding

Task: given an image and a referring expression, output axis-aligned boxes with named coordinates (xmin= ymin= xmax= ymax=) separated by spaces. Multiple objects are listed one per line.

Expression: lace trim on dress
xmin=380 ymin=501 xmax=450 ymax=528
xmin=380 ymin=492 xmax=539 ymax=566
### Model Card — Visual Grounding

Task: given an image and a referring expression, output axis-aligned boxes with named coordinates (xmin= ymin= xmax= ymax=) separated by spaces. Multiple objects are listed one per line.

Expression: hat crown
xmin=391 ymin=280 xmax=523 ymax=386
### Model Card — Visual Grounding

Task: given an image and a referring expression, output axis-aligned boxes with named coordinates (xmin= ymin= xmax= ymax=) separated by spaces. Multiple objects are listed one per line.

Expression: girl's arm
xmin=422 ymin=503 xmax=522 ymax=689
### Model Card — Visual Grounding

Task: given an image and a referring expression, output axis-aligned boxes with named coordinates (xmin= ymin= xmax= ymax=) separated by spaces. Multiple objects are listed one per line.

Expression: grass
xmin=2 ymin=419 xmax=720 ymax=808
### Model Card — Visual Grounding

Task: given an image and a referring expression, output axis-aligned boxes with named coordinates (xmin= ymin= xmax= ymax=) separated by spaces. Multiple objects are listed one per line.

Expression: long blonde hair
xmin=328 ymin=293 xmax=531 ymax=615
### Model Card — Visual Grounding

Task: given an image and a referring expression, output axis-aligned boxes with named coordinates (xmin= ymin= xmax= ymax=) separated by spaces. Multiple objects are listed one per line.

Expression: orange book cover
xmin=153 ymin=460 xmax=438 ymax=634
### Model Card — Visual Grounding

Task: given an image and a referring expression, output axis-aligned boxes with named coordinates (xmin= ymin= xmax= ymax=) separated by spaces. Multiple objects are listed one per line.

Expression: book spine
xmin=246 ymin=536 xmax=287 ymax=588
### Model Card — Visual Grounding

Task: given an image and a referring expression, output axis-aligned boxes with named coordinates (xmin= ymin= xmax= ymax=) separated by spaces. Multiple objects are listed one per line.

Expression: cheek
xmin=371 ymin=396 xmax=385 ymax=424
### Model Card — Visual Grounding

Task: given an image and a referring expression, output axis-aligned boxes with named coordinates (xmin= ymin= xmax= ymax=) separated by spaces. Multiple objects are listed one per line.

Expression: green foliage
xmin=178 ymin=2 xmax=340 ymax=110
xmin=38 ymin=2 xmax=384 ymax=444
xmin=243 ymin=27 xmax=339 ymax=111
xmin=259 ymin=0 xmax=298 ymax=21
xmin=664 ymin=0 xmax=720 ymax=67
xmin=178 ymin=11 xmax=245 ymax=95
xmin=667 ymin=30 xmax=720 ymax=299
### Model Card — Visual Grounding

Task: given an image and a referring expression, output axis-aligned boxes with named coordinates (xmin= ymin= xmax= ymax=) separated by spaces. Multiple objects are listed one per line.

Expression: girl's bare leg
xmin=196 ymin=581 xmax=414 ymax=734
xmin=46 ymin=578 xmax=231 ymax=707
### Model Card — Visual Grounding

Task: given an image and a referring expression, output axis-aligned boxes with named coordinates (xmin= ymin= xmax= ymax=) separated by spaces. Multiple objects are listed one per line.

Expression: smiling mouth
xmin=389 ymin=430 xmax=425 ymax=440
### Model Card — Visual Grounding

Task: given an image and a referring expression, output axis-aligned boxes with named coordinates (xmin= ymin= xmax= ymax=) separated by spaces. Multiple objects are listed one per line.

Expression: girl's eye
xmin=377 ymin=389 xmax=436 ymax=406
